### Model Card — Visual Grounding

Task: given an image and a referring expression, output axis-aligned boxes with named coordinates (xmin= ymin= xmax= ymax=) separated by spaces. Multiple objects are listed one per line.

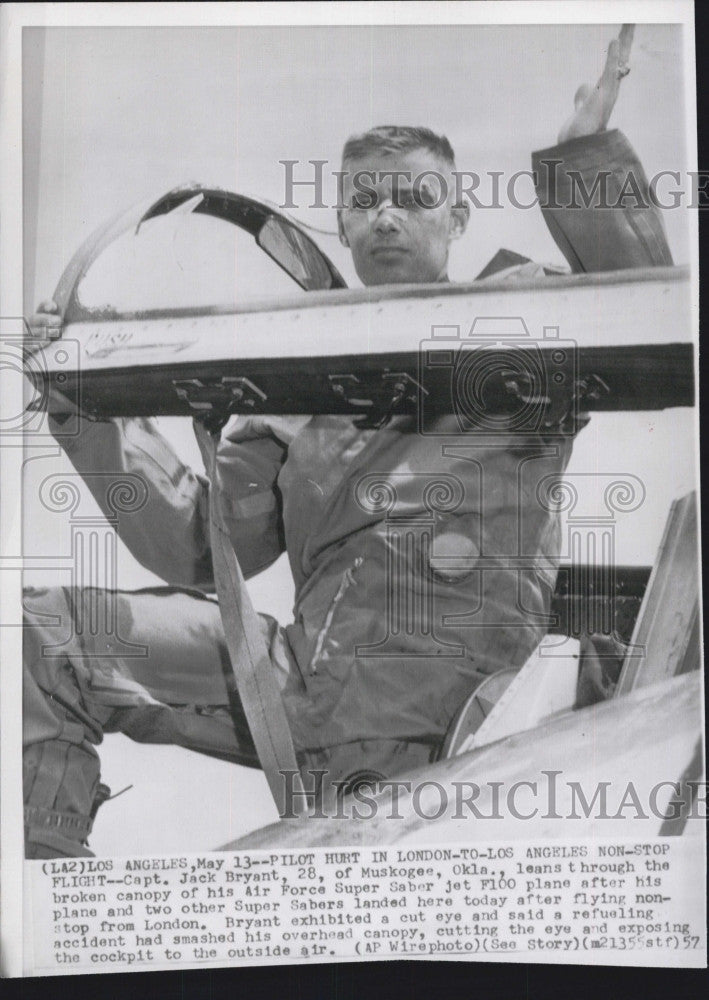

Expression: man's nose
xmin=369 ymin=201 xmax=403 ymax=234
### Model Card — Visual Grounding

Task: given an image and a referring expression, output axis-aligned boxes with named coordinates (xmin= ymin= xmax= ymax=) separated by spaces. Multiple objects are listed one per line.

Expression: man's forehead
xmin=340 ymin=147 xmax=453 ymax=184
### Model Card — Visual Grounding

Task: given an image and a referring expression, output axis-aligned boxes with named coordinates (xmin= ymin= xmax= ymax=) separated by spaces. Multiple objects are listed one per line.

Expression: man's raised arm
xmin=533 ymin=24 xmax=673 ymax=272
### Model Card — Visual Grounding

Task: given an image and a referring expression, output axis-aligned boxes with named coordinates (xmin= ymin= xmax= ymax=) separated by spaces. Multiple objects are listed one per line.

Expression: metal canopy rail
xmin=31 ymin=265 xmax=693 ymax=421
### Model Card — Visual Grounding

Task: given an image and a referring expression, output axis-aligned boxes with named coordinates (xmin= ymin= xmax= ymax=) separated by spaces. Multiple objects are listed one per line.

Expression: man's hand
xmin=557 ymin=24 xmax=634 ymax=144
xmin=24 ymin=299 xmax=83 ymax=422
xmin=25 ymin=299 xmax=63 ymax=354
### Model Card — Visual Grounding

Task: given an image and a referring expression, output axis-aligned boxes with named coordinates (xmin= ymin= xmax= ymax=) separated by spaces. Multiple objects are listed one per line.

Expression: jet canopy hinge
xmin=172 ymin=375 xmax=267 ymax=417
xmin=328 ymin=371 xmax=427 ymax=429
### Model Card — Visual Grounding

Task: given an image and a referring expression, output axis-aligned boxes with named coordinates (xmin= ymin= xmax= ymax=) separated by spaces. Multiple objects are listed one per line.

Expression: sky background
xmin=22 ymin=22 xmax=696 ymax=854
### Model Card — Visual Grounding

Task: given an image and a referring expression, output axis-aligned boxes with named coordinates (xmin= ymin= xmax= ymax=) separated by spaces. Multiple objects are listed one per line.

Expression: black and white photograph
xmin=0 ymin=0 xmax=704 ymax=978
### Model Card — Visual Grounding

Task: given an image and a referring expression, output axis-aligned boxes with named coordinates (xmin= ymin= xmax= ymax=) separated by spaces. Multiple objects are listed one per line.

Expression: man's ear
xmin=337 ymin=210 xmax=350 ymax=247
xmin=449 ymin=201 xmax=470 ymax=242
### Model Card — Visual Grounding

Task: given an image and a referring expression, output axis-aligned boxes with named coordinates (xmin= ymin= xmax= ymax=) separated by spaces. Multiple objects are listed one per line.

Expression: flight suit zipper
xmin=309 ymin=556 xmax=363 ymax=675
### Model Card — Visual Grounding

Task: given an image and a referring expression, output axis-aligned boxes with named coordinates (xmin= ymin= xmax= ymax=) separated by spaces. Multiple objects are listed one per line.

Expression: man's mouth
xmin=371 ymin=245 xmax=409 ymax=257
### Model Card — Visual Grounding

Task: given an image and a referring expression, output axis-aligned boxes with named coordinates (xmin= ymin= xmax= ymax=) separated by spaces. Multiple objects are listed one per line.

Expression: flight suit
xmin=23 ymin=130 xmax=673 ymax=856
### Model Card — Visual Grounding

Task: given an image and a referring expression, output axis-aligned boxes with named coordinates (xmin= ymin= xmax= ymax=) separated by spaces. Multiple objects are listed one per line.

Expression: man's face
xmin=337 ymin=148 xmax=468 ymax=286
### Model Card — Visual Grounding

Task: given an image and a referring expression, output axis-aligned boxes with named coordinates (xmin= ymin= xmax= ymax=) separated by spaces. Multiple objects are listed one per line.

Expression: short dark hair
xmin=341 ymin=125 xmax=456 ymax=168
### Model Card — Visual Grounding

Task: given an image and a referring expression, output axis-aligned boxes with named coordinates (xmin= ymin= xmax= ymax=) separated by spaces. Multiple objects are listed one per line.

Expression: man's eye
xmin=350 ymin=193 xmax=376 ymax=210
xmin=414 ymin=186 xmax=439 ymax=208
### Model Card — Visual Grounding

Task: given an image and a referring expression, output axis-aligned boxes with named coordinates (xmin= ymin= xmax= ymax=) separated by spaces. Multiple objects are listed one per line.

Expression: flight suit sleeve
xmin=50 ymin=412 xmax=286 ymax=588
xmin=532 ymin=128 xmax=673 ymax=272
